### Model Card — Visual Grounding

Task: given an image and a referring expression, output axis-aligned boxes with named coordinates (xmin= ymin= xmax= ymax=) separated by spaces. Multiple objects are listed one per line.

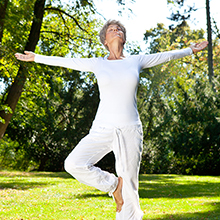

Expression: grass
xmin=0 ymin=172 xmax=219 ymax=219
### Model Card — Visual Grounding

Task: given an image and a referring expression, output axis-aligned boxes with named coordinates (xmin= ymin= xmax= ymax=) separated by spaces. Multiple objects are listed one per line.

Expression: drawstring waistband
xmin=114 ymin=127 xmax=127 ymax=173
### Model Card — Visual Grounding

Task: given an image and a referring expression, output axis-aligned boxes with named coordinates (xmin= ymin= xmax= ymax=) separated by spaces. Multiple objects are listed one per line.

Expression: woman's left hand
xmin=190 ymin=41 xmax=209 ymax=54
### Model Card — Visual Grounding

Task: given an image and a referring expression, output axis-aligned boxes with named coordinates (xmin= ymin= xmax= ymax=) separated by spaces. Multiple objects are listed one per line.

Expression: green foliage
xmin=0 ymin=0 xmax=139 ymax=172
xmin=0 ymin=0 xmax=105 ymax=171
xmin=0 ymin=135 xmax=37 ymax=170
xmin=6 ymin=67 xmax=100 ymax=171
xmin=1 ymin=0 xmax=34 ymax=81
xmin=1 ymin=0 xmax=220 ymax=175
xmin=139 ymin=22 xmax=220 ymax=175
xmin=0 ymin=104 xmax=12 ymax=123
xmin=168 ymin=79 xmax=220 ymax=175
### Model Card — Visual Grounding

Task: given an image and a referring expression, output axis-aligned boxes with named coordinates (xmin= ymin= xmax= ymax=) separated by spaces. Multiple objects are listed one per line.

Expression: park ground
xmin=0 ymin=171 xmax=220 ymax=219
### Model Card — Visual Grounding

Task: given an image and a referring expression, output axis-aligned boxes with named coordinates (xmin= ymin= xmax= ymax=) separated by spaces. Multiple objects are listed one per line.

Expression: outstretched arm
xmin=189 ymin=41 xmax=208 ymax=54
xmin=139 ymin=40 xmax=209 ymax=70
xmin=15 ymin=51 xmax=35 ymax=62
xmin=15 ymin=51 xmax=97 ymax=72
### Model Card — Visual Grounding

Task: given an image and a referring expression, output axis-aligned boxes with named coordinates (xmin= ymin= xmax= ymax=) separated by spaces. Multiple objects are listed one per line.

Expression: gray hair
xmin=99 ymin=20 xmax=127 ymax=51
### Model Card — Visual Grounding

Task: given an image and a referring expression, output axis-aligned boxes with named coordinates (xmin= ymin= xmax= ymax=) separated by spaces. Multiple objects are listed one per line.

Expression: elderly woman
xmin=15 ymin=20 xmax=208 ymax=220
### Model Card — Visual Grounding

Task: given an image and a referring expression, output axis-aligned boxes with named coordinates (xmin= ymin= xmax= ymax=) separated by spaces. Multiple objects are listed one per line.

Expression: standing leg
xmin=64 ymin=126 xmax=118 ymax=194
xmin=113 ymin=125 xmax=143 ymax=220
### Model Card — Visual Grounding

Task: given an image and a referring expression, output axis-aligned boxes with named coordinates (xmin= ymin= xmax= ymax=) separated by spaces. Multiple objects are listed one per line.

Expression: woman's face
xmin=104 ymin=24 xmax=125 ymax=48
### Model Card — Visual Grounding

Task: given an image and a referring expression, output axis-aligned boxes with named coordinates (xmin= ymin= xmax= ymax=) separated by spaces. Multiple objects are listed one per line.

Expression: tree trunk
xmin=0 ymin=0 xmax=46 ymax=140
xmin=206 ymin=0 xmax=214 ymax=84
xmin=0 ymin=0 xmax=9 ymax=43
xmin=38 ymin=156 xmax=49 ymax=171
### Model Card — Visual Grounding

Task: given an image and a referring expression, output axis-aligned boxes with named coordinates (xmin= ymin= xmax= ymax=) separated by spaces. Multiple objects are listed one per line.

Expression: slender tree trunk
xmin=0 ymin=0 xmax=9 ymax=43
xmin=206 ymin=0 xmax=214 ymax=84
xmin=0 ymin=0 xmax=46 ymax=140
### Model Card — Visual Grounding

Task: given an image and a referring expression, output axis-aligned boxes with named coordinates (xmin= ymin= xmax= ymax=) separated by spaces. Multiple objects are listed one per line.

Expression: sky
xmin=93 ymin=0 xmax=220 ymax=50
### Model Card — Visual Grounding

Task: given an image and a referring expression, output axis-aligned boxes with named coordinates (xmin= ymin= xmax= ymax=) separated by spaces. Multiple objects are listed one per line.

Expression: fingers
xmin=15 ymin=51 xmax=35 ymax=62
xmin=15 ymin=53 xmax=22 ymax=57
xmin=24 ymin=51 xmax=31 ymax=55
xmin=197 ymin=41 xmax=208 ymax=49
xmin=15 ymin=53 xmax=24 ymax=60
xmin=201 ymin=40 xmax=209 ymax=46
xmin=200 ymin=41 xmax=208 ymax=49
xmin=190 ymin=41 xmax=208 ymax=54
xmin=15 ymin=53 xmax=26 ymax=61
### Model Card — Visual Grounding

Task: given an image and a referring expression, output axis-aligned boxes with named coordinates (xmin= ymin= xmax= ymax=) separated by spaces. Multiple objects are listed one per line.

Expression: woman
xmin=15 ymin=20 xmax=208 ymax=220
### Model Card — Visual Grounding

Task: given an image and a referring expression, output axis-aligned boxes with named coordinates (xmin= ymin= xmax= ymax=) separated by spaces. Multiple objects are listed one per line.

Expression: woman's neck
xmin=107 ymin=43 xmax=124 ymax=60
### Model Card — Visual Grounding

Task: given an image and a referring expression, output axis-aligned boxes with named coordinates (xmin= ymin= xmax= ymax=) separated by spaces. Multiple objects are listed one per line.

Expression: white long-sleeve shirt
xmin=35 ymin=48 xmax=192 ymax=127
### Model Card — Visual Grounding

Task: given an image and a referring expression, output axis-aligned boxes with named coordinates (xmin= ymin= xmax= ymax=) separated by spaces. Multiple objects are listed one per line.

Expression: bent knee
xmin=64 ymin=156 xmax=77 ymax=174
xmin=64 ymin=155 xmax=91 ymax=175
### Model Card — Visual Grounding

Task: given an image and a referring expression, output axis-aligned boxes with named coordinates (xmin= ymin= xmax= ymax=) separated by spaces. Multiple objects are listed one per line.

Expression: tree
xmin=0 ymin=0 xmax=9 ymax=44
xmin=0 ymin=0 xmax=135 ymax=140
xmin=139 ymin=22 xmax=220 ymax=175
xmin=0 ymin=0 xmax=135 ymax=170
xmin=0 ymin=0 xmax=101 ymax=170
xmin=0 ymin=0 xmax=46 ymax=140
xmin=206 ymin=0 xmax=214 ymax=84
xmin=167 ymin=0 xmax=216 ymax=85
xmin=7 ymin=68 xmax=100 ymax=171
xmin=0 ymin=0 xmax=11 ymax=124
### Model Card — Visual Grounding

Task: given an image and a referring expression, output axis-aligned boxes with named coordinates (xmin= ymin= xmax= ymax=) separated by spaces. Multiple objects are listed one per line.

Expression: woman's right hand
xmin=15 ymin=51 xmax=35 ymax=62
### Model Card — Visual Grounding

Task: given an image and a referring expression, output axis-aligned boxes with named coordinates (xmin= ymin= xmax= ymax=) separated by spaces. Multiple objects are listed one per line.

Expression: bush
xmin=0 ymin=135 xmax=38 ymax=171
xmin=140 ymin=78 xmax=220 ymax=175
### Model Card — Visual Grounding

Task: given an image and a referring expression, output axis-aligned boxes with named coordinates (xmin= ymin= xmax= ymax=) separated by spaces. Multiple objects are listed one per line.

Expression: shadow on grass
xmin=0 ymin=171 xmax=72 ymax=179
xmin=143 ymin=202 xmax=220 ymax=220
xmin=75 ymin=192 xmax=109 ymax=199
xmin=0 ymin=181 xmax=50 ymax=190
xmin=139 ymin=175 xmax=220 ymax=199
xmin=0 ymin=171 xmax=72 ymax=190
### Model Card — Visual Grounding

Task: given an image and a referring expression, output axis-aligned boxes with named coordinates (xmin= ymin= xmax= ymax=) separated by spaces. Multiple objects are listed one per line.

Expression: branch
xmin=59 ymin=11 xmax=70 ymax=36
xmin=41 ymin=30 xmax=91 ymax=41
xmin=44 ymin=7 xmax=88 ymax=33
xmin=41 ymin=30 xmax=72 ymax=38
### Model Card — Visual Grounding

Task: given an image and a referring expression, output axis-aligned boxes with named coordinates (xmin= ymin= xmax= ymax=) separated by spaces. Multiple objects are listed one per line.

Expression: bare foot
xmin=113 ymin=177 xmax=124 ymax=212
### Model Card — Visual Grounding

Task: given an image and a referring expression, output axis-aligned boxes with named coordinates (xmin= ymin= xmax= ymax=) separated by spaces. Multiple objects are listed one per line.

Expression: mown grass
xmin=0 ymin=171 xmax=220 ymax=219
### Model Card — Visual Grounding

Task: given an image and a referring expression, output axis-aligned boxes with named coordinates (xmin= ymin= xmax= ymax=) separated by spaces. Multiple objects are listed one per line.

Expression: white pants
xmin=64 ymin=124 xmax=143 ymax=220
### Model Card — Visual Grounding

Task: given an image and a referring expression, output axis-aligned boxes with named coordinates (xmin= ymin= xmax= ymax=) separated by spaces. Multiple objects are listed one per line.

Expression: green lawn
xmin=0 ymin=171 xmax=220 ymax=219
